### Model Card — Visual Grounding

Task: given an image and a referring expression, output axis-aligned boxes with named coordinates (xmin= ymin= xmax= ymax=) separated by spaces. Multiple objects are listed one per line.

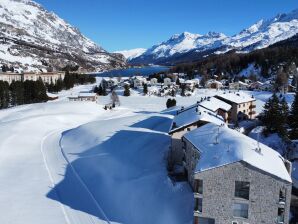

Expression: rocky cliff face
xmin=0 ymin=0 xmax=126 ymax=72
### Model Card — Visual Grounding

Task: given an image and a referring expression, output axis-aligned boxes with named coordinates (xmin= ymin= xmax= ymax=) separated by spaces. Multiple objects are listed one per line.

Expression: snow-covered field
xmin=0 ymin=78 xmax=295 ymax=224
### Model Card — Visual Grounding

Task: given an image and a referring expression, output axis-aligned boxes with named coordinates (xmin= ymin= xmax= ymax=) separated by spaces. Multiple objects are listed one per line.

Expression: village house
xmin=229 ymin=81 xmax=249 ymax=90
xmin=215 ymin=92 xmax=256 ymax=123
xmin=249 ymin=81 xmax=263 ymax=90
xmin=133 ymin=76 xmax=146 ymax=88
xmin=150 ymin=77 xmax=158 ymax=86
xmin=199 ymin=97 xmax=232 ymax=122
xmin=206 ymin=80 xmax=223 ymax=89
xmin=182 ymin=123 xmax=292 ymax=224
xmin=163 ymin=77 xmax=172 ymax=86
xmin=168 ymin=104 xmax=225 ymax=168
xmin=101 ymin=77 xmax=118 ymax=89
xmin=68 ymin=92 xmax=98 ymax=102
xmin=260 ymin=82 xmax=274 ymax=91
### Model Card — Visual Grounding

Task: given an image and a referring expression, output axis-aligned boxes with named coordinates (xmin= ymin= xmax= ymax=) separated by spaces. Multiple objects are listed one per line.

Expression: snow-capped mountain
xmin=0 ymin=0 xmax=126 ymax=72
xmin=114 ymin=48 xmax=147 ymax=60
xmin=130 ymin=9 xmax=298 ymax=65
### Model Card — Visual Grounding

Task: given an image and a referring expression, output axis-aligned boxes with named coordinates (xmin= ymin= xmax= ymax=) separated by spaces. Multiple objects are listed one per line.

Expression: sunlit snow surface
xmin=0 ymin=79 xmax=295 ymax=224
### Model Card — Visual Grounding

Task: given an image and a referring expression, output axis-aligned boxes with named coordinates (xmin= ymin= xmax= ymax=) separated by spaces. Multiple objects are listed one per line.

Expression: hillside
xmin=129 ymin=9 xmax=298 ymax=65
xmin=0 ymin=0 xmax=126 ymax=72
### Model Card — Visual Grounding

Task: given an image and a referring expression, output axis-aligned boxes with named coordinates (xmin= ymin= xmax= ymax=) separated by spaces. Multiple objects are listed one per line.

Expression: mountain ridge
xmin=0 ymin=0 xmax=126 ymax=72
xmin=128 ymin=8 xmax=298 ymax=65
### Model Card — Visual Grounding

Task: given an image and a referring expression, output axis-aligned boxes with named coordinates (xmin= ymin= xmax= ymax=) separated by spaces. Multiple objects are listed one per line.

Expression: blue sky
xmin=35 ymin=0 xmax=298 ymax=52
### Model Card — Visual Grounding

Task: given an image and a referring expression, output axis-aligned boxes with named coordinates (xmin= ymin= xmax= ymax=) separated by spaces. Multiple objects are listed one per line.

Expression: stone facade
xmin=182 ymin=138 xmax=292 ymax=224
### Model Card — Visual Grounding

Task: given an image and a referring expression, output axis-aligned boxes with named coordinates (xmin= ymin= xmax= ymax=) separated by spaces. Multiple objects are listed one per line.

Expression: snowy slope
xmin=0 ymin=0 xmax=126 ymax=71
xmin=130 ymin=9 xmax=298 ymax=64
xmin=114 ymin=48 xmax=147 ymax=60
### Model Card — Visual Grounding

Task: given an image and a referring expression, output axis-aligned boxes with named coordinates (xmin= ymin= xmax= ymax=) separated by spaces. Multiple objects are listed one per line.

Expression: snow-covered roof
xmin=200 ymin=97 xmax=232 ymax=112
xmin=216 ymin=92 xmax=255 ymax=104
xmin=169 ymin=104 xmax=225 ymax=133
xmin=78 ymin=92 xmax=97 ymax=97
xmin=184 ymin=123 xmax=292 ymax=183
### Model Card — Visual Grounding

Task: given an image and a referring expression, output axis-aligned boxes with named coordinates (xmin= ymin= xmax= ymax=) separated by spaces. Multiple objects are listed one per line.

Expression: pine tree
xmin=143 ymin=83 xmax=148 ymax=95
xmin=181 ymin=84 xmax=186 ymax=96
xmin=289 ymin=91 xmax=298 ymax=139
xmin=279 ymin=97 xmax=289 ymax=139
xmin=0 ymin=81 xmax=9 ymax=108
xmin=262 ymin=93 xmax=289 ymax=138
xmin=123 ymin=84 xmax=130 ymax=96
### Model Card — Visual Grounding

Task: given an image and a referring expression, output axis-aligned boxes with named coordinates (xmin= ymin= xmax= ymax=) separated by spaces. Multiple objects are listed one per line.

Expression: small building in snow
xmin=150 ymin=78 xmax=158 ymax=86
xmin=168 ymin=104 xmax=225 ymax=167
xmin=199 ymin=97 xmax=232 ymax=122
xmin=164 ymin=77 xmax=172 ymax=86
xmin=68 ymin=92 xmax=98 ymax=102
xmin=182 ymin=123 xmax=292 ymax=224
xmin=206 ymin=80 xmax=223 ymax=89
xmin=215 ymin=92 xmax=256 ymax=123
xmin=133 ymin=76 xmax=146 ymax=88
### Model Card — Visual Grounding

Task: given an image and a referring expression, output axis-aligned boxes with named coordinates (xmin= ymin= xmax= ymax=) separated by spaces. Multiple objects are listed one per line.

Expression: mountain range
xmin=126 ymin=9 xmax=298 ymax=65
xmin=0 ymin=0 xmax=126 ymax=72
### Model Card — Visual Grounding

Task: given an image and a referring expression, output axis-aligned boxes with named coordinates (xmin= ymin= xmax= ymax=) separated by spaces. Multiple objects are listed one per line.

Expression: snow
xmin=200 ymin=97 xmax=232 ymax=112
xmin=114 ymin=48 xmax=147 ymax=60
xmin=0 ymin=76 xmax=295 ymax=224
xmin=0 ymin=79 xmax=195 ymax=224
xmin=184 ymin=123 xmax=292 ymax=183
xmin=216 ymin=91 xmax=255 ymax=104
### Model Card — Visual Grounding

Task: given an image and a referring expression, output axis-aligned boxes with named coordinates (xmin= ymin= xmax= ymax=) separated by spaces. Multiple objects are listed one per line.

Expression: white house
xmin=133 ymin=76 xmax=146 ymax=88
xmin=68 ymin=92 xmax=98 ymax=102
xmin=150 ymin=78 xmax=158 ymax=86
xmin=164 ymin=77 xmax=172 ymax=86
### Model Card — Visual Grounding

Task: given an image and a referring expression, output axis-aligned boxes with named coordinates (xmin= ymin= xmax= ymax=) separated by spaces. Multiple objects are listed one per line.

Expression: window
xmin=279 ymin=189 xmax=286 ymax=203
xmin=277 ymin=207 xmax=285 ymax=223
xmin=235 ymin=181 xmax=250 ymax=200
xmin=194 ymin=198 xmax=202 ymax=213
xmin=232 ymin=222 xmax=238 ymax=224
xmin=233 ymin=203 xmax=248 ymax=218
xmin=194 ymin=179 xmax=203 ymax=194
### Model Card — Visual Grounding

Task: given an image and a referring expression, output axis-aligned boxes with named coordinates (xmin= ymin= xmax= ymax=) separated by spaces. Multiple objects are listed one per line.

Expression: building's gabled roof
xmin=216 ymin=92 xmax=255 ymax=104
xmin=200 ymin=97 xmax=232 ymax=112
xmin=169 ymin=104 xmax=225 ymax=134
xmin=183 ymin=123 xmax=292 ymax=183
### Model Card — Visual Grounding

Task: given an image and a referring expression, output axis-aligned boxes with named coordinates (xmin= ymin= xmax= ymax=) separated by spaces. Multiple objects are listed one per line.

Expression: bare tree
xmin=110 ymin=90 xmax=120 ymax=106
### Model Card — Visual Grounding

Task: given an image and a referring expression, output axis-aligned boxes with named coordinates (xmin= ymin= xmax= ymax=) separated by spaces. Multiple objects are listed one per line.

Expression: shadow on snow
xmin=47 ymin=115 xmax=193 ymax=224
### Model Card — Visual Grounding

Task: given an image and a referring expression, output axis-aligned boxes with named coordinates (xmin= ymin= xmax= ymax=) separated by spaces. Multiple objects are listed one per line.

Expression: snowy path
xmin=0 ymin=102 xmax=122 ymax=224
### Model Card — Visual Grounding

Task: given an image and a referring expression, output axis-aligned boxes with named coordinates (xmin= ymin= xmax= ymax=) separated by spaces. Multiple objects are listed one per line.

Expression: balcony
xmin=249 ymin=111 xmax=256 ymax=115
xmin=249 ymin=104 xmax=256 ymax=109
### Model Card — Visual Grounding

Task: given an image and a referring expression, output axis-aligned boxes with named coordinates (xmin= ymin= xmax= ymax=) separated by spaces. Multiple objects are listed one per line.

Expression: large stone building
xmin=182 ymin=123 xmax=292 ymax=224
xmin=215 ymin=92 xmax=257 ymax=123
xmin=0 ymin=71 xmax=65 ymax=84
xmin=23 ymin=72 xmax=65 ymax=83
xmin=0 ymin=72 xmax=22 ymax=83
